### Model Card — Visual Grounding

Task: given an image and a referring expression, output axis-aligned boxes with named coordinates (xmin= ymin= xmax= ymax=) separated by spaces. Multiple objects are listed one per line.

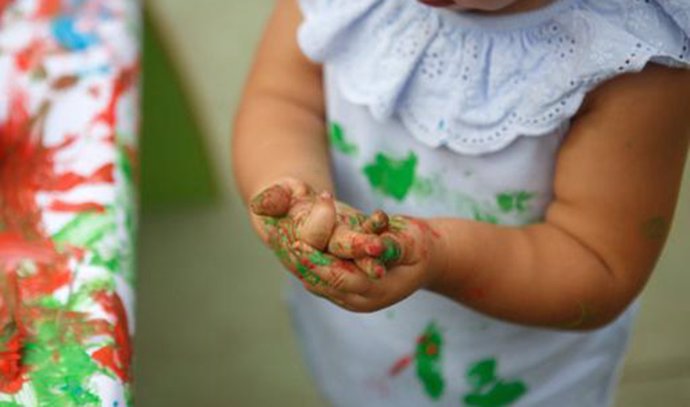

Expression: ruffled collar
xmin=298 ymin=0 xmax=690 ymax=154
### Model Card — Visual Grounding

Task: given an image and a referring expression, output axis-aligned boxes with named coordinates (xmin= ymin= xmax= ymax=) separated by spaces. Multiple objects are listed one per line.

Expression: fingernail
xmin=250 ymin=185 xmax=291 ymax=217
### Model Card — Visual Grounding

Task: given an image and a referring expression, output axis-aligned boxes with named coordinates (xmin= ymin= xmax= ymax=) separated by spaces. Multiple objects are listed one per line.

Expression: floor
xmin=137 ymin=1 xmax=690 ymax=405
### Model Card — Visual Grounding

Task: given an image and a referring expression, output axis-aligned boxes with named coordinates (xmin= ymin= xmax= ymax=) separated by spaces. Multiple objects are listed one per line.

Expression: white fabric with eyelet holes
xmin=297 ymin=0 xmax=690 ymax=155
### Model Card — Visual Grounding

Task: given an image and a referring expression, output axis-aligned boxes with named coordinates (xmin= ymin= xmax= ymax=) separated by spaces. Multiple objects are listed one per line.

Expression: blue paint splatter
xmin=52 ymin=16 xmax=99 ymax=51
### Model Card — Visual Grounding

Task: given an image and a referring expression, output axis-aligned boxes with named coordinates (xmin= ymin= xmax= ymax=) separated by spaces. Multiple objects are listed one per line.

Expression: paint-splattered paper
xmin=1 ymin=0 xmax=139 ymax=406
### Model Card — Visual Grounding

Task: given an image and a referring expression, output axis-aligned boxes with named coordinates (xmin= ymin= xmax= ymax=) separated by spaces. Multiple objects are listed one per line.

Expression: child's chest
xmin=324 ymin=68 xmax=568 ymax=226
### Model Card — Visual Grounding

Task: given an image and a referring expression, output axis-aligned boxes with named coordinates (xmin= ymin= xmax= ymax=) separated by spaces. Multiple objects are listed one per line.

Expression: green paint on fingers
xmin=296 ymin=263 xmax=322 ymax=287
xmin=363 ymin=152 xmax=418 ymax=201
xmin=415 ymin=322 xmax=445 ymax=400
xmin=380 ymin=238 xmax=402 ymax=264
xmin=463 ymin=358 xmax=527 ymax=407
xmin=329 ymin=122 xmax=358 ymax=156
xmin=308 ymin=251 xmax=332 ymax=266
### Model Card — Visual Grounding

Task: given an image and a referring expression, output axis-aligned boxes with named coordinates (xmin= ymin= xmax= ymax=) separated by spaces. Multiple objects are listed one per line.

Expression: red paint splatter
xmin=93 ymin=66 xmax=138 ymax=142
xmin=0 ymin=326 xmax=27 ymax=394
xmin=0 ymin=0 xmax=14 ymax=16
xmin=15 ymin=40 xmax=47 ymax=73
xmin=45 ymin=163 xmax=115 ymax=192
xmin=34 ymin=0 xmax=62 ymax=18
xmin=0 ymin=272 xmax=27 ymax=394
xmin=0 ymin=232 xmax=57 ymax=264
xmin=389 ymin=354 xmax=413 ymax=377
xmin=91 ymin=291 xmax=132 ymax=383
xmin=48 ymin=200 xmax=107 ymax=213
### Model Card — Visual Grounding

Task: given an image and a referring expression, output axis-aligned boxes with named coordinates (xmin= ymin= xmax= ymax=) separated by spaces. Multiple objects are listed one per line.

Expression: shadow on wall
xmin=140 ymin=6 xmax=217 ymax=212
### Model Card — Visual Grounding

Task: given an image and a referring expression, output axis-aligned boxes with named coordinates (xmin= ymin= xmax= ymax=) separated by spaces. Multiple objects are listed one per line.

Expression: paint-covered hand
xmin=291 ymin=216 xmax=445 ymax=313
xmin=249 ymin=178 xmax=389 ymax=287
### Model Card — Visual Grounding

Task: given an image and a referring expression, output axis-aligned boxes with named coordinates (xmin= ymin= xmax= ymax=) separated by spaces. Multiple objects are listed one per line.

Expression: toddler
xmin=233 ymin=0 xmax=690 ymax=406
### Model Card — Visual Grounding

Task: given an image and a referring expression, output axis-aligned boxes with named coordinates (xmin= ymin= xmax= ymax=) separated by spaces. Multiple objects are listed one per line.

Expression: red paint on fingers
xmin=250 ymin=184 xmax=291 ymax=217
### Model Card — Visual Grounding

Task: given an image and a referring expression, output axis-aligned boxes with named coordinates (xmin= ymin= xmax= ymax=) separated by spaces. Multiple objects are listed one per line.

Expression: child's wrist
xmin=424 ymin=218 xmax=452 ymax=292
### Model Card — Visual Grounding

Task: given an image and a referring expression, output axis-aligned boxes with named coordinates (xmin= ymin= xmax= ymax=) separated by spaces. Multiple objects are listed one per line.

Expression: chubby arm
xmin=428 ymin=65 xmax=690 ymax=329
xmin=232 ymin=0 xmax=332 ymax=201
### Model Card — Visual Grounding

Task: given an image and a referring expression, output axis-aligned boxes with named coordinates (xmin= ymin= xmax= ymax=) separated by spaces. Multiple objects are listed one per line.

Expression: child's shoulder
xmin=297 ymin=0 xmax=690 ymax=155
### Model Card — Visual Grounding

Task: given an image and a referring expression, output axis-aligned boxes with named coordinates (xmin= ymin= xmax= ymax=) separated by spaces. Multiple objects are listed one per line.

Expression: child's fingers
xmin=361 ymin=210 xmax=390 ymax=234
xmin=328 ymin=225 xmax=385 ymax=258
xmin=292 ymin=242 xmax=372 ymax=294
xmin=355 ymin=257 xmax=387 ymax=279
xmin=296 ymin=191 xmax=337 ymax=251
xmin=250 ymin=184 xmax=292 ymax=217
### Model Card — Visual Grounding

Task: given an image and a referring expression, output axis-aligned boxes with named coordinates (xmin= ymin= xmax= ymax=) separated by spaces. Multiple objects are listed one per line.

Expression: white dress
xmin=288 ymin=1 xmax=690 ymax=406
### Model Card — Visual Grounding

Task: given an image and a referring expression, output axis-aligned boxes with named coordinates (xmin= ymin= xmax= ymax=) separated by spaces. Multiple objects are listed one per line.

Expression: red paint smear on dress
xmin=388 ymin=354 xmax=414 ymax=377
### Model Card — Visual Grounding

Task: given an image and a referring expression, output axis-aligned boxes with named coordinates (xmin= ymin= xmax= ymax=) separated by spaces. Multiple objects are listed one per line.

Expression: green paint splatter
xmin=411 ymin=177 xmax=434 ymax=198
xmin=329 ymin=122 xmax=358 ymax=156
xmin=0 ymin=402 xmax=23 ymax=407
xmin=415 ymin=322 xmax=445 ymax=400
xmin=53 ymin=211 xmax=116 ymax=248
xmin=496 ymin=191 xmax=534 ymax=214
xmin=463 ymin=358 xmax=527 ymax=407
xmin=363 ymin=152 xmax=418 ymax=201
xmin=24 ymin=321 xmax=102 ymax=407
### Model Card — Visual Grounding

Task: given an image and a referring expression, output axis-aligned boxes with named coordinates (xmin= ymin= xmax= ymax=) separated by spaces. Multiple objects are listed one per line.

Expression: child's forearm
xmin=232 ymin=0 xmax=333 ymax=203
xmin=233 ymin=91 xmax=333 ymax=202
xmin=426 ymin=218 xmax=628 ymax=330
xmin=424 ymin=66 xmax=690 ymax=331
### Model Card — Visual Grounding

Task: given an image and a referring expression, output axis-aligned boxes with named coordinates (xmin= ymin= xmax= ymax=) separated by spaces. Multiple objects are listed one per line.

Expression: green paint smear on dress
xmin=363 ymin=152 xmax=418 ymax=201
xmin=415 ymin=322 xmax=445 ymax=400
xmin=463 ymin=358 xmax=527 ymax=407
xmin=23 ymin=321 xmax=102 ymax=407
xmin=496 ymin=191 xmax=534 ymax=214
xmin=329 ymin=122 xmax=358 ymax=156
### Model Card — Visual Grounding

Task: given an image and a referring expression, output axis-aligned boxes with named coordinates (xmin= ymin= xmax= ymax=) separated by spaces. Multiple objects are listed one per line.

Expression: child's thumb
xmin=297 ymin=191 xmax=337 ymax=251
xmin=250 ymin=184 xmax=292 ymax=217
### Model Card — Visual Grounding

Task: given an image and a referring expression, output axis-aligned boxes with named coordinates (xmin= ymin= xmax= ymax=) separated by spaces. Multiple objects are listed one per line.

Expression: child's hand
xmin=249 ymin=178 xmax=389 ymax=287
xmin=292 ymin=216 xmax=446 ymax=313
